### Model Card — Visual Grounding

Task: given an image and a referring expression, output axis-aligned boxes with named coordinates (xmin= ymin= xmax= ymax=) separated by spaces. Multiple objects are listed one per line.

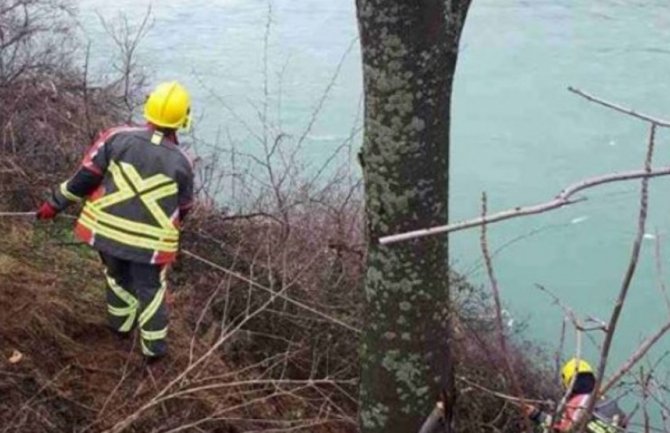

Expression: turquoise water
xmin=79 ymin=0 xmax=361 ymax=156
xmin=452 ymin=0 xmax=670 ymax=368
xmin=80 ymin=0 xmax=670 ymax=400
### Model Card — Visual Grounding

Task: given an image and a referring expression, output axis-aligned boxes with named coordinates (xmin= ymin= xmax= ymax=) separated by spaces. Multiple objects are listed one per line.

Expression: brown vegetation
xmin=0 ymin=2 xmax=563 ymax=432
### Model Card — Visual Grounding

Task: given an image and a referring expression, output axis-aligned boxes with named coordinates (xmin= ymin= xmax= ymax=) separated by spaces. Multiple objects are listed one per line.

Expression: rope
xmin=0 ymin=210 xmax=361 ymax=334
xmin=0 ymin=212 xmax=36 ymax=217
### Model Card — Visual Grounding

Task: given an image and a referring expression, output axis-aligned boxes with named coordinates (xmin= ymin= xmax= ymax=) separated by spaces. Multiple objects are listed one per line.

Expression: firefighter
xmin=524 ymin=358 xmax=627 ymax=432
xmin=418 ymin=359 xmax=627 ymax=433
xmin=35 ymin=81 xmax=194 ymax=361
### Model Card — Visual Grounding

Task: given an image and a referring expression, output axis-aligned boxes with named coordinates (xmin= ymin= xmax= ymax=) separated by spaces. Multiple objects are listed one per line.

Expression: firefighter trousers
xmin=100 ymin=253 xmax=168 ymax=358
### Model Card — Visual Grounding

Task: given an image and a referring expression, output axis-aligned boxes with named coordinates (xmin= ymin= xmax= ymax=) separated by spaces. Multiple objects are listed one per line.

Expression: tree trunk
xmin=356 ymin=1 xmax=471 ymax=432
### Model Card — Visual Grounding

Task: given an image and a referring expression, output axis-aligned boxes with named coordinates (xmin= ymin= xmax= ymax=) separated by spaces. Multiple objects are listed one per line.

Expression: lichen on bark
xmin=356 ymin=0 xmax=472 ymax=432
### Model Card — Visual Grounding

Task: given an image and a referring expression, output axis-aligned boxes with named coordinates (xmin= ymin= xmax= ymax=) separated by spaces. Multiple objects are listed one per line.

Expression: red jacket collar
xmin=146 ymin=123 xmax=179 ymax=145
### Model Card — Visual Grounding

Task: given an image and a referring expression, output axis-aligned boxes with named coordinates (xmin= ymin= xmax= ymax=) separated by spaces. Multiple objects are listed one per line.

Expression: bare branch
xmin=380 ymin=166 xmax=670 ymax=245
xmin=181 ymin=250 xmax=360 ymax=334
xmin=479 ymin=193 xmax=532 ymax=433
xmin=295 ymin=37 xmax=357 ymax=149
xmin=533 ymin=283 xmax=591 ymax=425
xmin=601 ymin=320 xmax=670 ymax=396
xmin=568 ymin=87 xmax=670 ymax=127
xmin=580 ymin=123 xmax=656 ymax=431
xmin=654 ymin=229 xmax=670 ymax=314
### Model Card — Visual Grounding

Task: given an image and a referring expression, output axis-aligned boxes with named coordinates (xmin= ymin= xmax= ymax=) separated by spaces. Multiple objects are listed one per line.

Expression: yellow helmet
xmin=561 ymin=358 xmax=594 ymax=388
xmin=144 ymin=81 xmax=191 ymax=129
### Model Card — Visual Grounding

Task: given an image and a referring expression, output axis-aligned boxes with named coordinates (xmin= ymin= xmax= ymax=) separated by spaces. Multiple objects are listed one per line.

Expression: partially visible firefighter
xmin=523 ymin=358 xmax=628 ymax=433
xmin=418 ymin=358 xmax=627 ymax=433
xmin=36 ymin=81 xmax=194 ymax=361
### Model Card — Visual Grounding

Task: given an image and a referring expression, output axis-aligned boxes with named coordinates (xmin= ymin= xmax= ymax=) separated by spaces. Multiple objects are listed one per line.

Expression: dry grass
xmin=0 ymin=220 xmax=356 ymax=433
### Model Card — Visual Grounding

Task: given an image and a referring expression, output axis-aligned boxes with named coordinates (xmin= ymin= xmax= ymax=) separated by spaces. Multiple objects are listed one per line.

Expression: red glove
xmin=36 ymin=202 xmax=58 ymax=220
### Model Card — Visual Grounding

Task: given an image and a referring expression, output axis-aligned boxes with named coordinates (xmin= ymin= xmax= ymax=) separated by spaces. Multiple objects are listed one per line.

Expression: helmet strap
xmin=182 ymin=113 xmax=192 ymax=132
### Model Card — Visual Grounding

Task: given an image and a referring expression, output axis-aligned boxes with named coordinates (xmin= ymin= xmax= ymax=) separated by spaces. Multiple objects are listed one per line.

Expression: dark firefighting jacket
xmin=50 ymin=125 xmax=194 ymax=264
xmin=530 ymin=394 xmax=627 ymax=433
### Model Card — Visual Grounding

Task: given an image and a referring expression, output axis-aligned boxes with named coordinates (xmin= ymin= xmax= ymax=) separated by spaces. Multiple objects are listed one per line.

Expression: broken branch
xmin=380 ymin=166 xmax=670 ymax=245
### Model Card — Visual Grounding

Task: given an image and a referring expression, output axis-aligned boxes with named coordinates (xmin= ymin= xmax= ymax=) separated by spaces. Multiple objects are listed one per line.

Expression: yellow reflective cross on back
xmin=586 ymin=419 xmax=620 ymax=433
xmin=80 ymin=161 xmax=179 ymax=252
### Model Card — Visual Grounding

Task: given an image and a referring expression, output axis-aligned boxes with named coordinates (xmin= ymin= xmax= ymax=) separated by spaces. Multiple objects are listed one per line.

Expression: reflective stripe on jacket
xmin=53 ymin=125 xmax=194 ymax=264
xmin=533 ymin=394 xmax=626 ymax=433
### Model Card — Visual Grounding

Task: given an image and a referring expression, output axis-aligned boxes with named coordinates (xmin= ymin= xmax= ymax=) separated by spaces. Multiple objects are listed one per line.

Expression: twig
xmin=555 ymin=318 xmax=567 ymax=385
xmin=0 ymin=211 xmax=35 ymax=217
xmin=641 ymin=367 xmax=652 ymax=433
xmin=479 ymin=193 xmax=533 ymax=433
xmin=456 ymin=376 xmax=552 ymax=406
xmin=626 ymin=422 xmax=669 ymax=433
xmin=160 ymin=385 xmax=337 ymax=433
xmin=295 ymin=37 xmax=358 ymax=149
xmin=261 ymin=1 xmax=272 ymax=152
xmin=181 ymin=250 xmax=360 ymax=334
xmin=105 ymin=274 xmax=295 ymax=433
xmin=463 ymin=222 xmax=569 ymax=279
xmin=379 ymin=166 xmax=670 ymax=245
xmin=188 ymin=279 xmax=228 ymax=366
xmin=534 ymin=284 xmax=585 ymax=425
xmin=535 ymin=284 xmax=585 ymax=331
xmin=653 ymin=229 xmax=670 ymax=314
xmin=153 ymin=378 xmax=356 ymax=404
xmin=2 ymin=365 xmax=71 ymax=433
xmin=192 ymin=72 xmax=265 ymax=146
xmin=600 ymin=319 xmax=670 ymax=396
xmin=97 ymin=333 xmax=138 ymax=419
xmin=568 ymin=87 xmax=670 ymax=127
xmin=246 ymin=419 xmax=336 ymax=433
xmin=552 ymin=329 xmax=584 ymax=430
xmin=580 ymin=123 xmax=656 ymax=431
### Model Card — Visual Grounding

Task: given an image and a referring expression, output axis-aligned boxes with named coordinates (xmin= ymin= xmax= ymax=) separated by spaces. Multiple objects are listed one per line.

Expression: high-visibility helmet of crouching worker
xmin=35 ymin=81 xmax=195 ymax=362
xmin=523 ymin=358 xmax=628 ymax=433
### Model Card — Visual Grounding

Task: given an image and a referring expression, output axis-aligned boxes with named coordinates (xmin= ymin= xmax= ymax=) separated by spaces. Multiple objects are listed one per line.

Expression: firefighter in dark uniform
xmin=419 ymin=359 xmax=628 ymax=433
xmin=36 ymin=81 xmax=194 ymax=360
xmin=523 ymin=359 xmax=628 ymax=433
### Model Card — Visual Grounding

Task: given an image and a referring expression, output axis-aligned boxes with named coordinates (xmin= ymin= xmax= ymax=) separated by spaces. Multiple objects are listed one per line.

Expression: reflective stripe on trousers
xmin=101 ymin=253 xmax=169 ymax=357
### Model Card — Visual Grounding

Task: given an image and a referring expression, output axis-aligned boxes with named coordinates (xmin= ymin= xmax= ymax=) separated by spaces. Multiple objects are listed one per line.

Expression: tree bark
xmin=356 ymin=1 xmax=471 ymax=432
